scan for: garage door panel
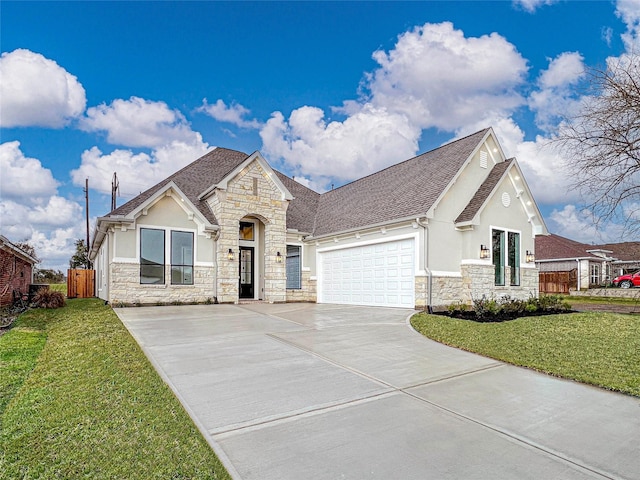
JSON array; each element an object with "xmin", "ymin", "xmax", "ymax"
[{"xmin": 319, "ymin": 238, "xmax": 415, "ymax": 308}]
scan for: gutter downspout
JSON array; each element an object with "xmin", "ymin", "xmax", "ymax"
[
  {"xmin": 212, "ymin": 230, "xmax": 221, "ymax": 304},
  {"xmin": 416, "ymin": 217, "xmax": 433, "ymax": 313}
]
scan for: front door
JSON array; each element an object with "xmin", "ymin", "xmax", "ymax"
[{"xmin": 239, "ymin": 246, "xmax": 254, "ymax": 299}]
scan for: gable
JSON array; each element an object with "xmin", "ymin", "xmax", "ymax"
[
  {"xmin": 138, "ymin": 195, "xmax": 198, "ymax": 229},
  {"xmin": 200, "ymin": 152, "xmax": 293, "ymax": 202},
  {"xmin": 455, "ymin": 159, "xmax": 547, "ymax": 236}
]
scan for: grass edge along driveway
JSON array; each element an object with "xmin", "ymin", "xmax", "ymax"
[
  {"xmin": 0, "ymin": 298, "xmax": 231, "ymax": 480},
  {"xmin": 411, "ymin": 311, "xmax": 640, "ymax": 397}
]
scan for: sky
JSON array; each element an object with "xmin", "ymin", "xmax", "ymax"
[{"xmin": 2, "ymin": 0, "xmax": 640, "ymax": 271}]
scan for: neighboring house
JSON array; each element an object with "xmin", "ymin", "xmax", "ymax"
[
  {"xmin": 593, "ymin": 241, "xmax": 640, "ymax": 276},
  {"xmin": 89, "ymin": 127, "xmax": 547, "ymax": 309},
  {"xmin": 0, "ymin": 235, "xmax": 38, "ymax": 307},
  {"xmin": 536, "ymin": 234, "xmax": 640, "ymax": 290}
]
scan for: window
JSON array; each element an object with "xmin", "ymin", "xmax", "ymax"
[
  {"xmin": 286, "ymin": 245, "xmax": 301, "ymax": 289},
  {"xmin": 590, "ymin": 263, "xmax": 600, "ymax": 286},
  {"xmin": 171, "ymin": 231, "xmax": 193, "ymax": 285},
  {"xmin": 140, "ymin": 228, "xmax": 165, "ymax": 284},
  {"xmin": 239, "ymin": 222, "xmax": 254, "ymax": 241},
  {"xmin": 508, "ymin": 232, "xmax": 520, "ymax": 286},
  {"xmin": 492, "ymin": 229, "xmax": 505, "ymax": 286},
  {"xmin": 493, "ymin": 229, "xmax": 521, "ymax": 286}
]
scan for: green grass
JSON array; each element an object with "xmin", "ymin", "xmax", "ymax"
[
  {"xmin": 411, "ymin": 312, "xmax": 640, "ymax": 397},
  {"xmin": 48, "ymin": 283, "xmax": 66, "ymax": 295},
  {"xmin": 0, "ymin": 299, "xmax": 231, "ymax": 479}
]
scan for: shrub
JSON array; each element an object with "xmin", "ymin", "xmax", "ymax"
[
  {"xmin": 447, "ymin": 300, "xmax": 468, "ymax": 313},
  {"xmin": 33, "ymin": 290, "xmax": 66, "ymax": 309},
  {"xmin": 473, "ymin": 295, "xmax": 500, "ymax": 320}
]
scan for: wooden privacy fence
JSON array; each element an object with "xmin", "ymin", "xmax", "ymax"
[
  {"xmin": 67, "ymin": 269, "xmax": 95, "ymax": 298},
  {"xmin": 539, "ymin": 270, "xmax": 577, "ymax": 294}
]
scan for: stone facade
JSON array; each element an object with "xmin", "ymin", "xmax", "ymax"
[
  {"xmin": 430, "ymin": 275, "xmax": 465, "ymax": 307},
  {"xmin": 286, "ymin": 270, "xmax": 316, "ymax": 302},
  {"xmin": 109, "ymin": 262, "xmax": 215, "ymax": 305},
  {"xmin": 207, "ymin": 160, "xmax": 288, "ymax": 303},
  {"xmin": 458, "ymin": 263, "xmax": 539, "ymax": 305}
]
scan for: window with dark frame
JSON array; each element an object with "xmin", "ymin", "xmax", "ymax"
[
  {"xmin": 140, "ymin": 228, "xmax": 165, "ymax": 284},
  {"xmin": 508, "ymin": 231, "xmax": 520, "ymax": 286},
  {"xmin": 286, "ymin": 245, "xmax": 301, "ymax": 289},
  {"xmin": 171, "ymin": 231, "xmax": 194, "ymax": 285},
  {"xmin": 492, "ymin": 229, "xmax": 505, "ymax": 286}
]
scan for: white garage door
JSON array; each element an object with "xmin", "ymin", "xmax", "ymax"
[{"xmin": 318, "ymin": 238, "xmax": 415, "ymax": 308}]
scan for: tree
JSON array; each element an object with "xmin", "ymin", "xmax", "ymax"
[
  {"xmin": 70, "ymin": 239, "xmax": 90, "ymax": 269},
  {"xmin": 14, "ymin": 241, "xmax": 38, "ymax": 261},
  {"xmin": 33, "ymin": 269, "xmax": 65, "ymax": 284},
  {"xmin": 554, "ymin": 53, "xmax": 640, "ymax": 234}
]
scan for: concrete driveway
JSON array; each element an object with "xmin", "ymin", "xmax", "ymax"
[{"xmin": 115, "ymin": 303, "xmax": 639, "ymax": 480}]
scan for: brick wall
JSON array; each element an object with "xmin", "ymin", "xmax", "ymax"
[{"xmin": 1, "ymin": 249, "xmax": 33, "ymax": 306}]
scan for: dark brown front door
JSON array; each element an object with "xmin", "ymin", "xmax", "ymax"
[{"xmin": 239, "ymin": 246, "xmax": 254, "ymax": 299}]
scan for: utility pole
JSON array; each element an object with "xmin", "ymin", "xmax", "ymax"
[
  {"xmin": 84, "ymin": 178, "xmax": 91, "ymax": 269},
  {"xmin": 111, "ymin": 172, "xmax": 119, "ymax": 211}
]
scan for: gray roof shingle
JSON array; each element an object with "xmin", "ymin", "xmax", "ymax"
[
  {"xmin": 109, "ymin": 147, "xmax": 250, "ymax": 224},
  {"xmin": 105, "ymin": 128, "xmax": 492, "ymax": 237},
  {"xmin": 311, "ymin": 128, "xmax": 490, "ymax": 236}
]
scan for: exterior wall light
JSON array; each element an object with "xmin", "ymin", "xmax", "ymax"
[
  {"xmin": 276, "ymin": 251, "xmax": 283, "ymax": 263},
  {"xmin": 526, "ymin": 250, "xmax": 535, "ymax": 263},
  {"xmin": 480, "ymin": 244, "xmax": 490, "ymax": 259},
  {"xmin": 228, "ymin": 248, "xmax": 234, "ymax": 261}
]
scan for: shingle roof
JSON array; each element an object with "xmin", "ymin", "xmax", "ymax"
[
  {"xmin": 311, "ymin": 128, "xmax": 490, "ymax": 236},
  {"xmin": 105, "ymin": 128, "xmax": 493, "ymax": 236},
  {"xmin": 592, "ymin": 241, "xmax": 640, "ymax": 261},
  {"xmin": 455, "ymin": 159, "xmax": 513, "ymax": 224},
  {"xmin": 535, "ymin": 234, "xmax": 600, "ymax": 260},
  {"xmin": 275, "ymin": 172, "xmax": 320, "ymax": 233},
  {"xmin": 108, "ymin": 147, "xmax": 250, "ymax": 224}
]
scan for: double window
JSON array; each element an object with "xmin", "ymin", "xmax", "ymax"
[
  {"xmin": 492, "ymin": 229, "xmax": 520, "ymax": 286},
  {"xmin": 286, "ymin": 245, "xmax": 301, "ymax": 289},
  {"xmin": 140, "ymin": 228, "xmax": 193, "ymax": 285}
]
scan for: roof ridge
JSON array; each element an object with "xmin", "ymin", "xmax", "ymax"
[{"xmin": 321, "ymin": 128, "xmax": 490, "ymax": 195}]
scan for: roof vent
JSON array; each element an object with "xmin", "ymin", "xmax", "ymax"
[
  {"xmin": 502, "ymin": 192, "xmax": 511, "ymax": 207},
  {"xmin": 480, "ymin": 151, "xmax": 488, "ymax": 169}
]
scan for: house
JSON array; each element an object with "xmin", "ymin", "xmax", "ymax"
[
  {"xmin": 89, "ymin": 127, "xmax": 547, "ymax": 309},
  {"xmin": 0, "ymin": 235, "xmax": 38, "ymax": 307},
  {"xmin": 536, "ymin": 234, "xmax": 640, "ymax": 291}
]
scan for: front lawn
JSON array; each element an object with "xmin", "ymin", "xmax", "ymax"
[
  {"xmin": 0, "ymin": 299, "xmax": 231, "ymax": 479},
  {"xmin": 411, "ymin": 311, "xmax": 640, "ymax": 397}
]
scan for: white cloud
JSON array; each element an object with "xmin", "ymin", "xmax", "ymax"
[
  {"xmin": 81, "ymin": 96, "xmax": 204, "ymax": 148},
  {"xmin": 260, "ymin": 107, "xmax": 420, "ymax": 182},
  {"xmin": 261, "ymin": 22, "xmax": 528, "ymax": 183},
  {"xmin": 512, "ymin": 0, "xmax": 558, "ymax": 13},
  {"xmin": 529, "ymin": 52, "xmax": 585, "ymax": 132},
  {"xmin": 366, "ymin": 22, "xmax": 528, "ymax": 131},
  {"xmin": 198, "ymin": 99, "xmax": 261, "ymax": 129},
  {"xmin": 0, "ymin": 142, "xmax": 86, "ymax": 270},
  {"xmin": 71, "ymin": 141, "xmax": 211, "ymax": 198},
  {"xmin": 74, "ymin": 96, "xmax": 212, "ymax": 197},
  {"xmin": 615, "ymin": 0, "xmax": 640, "ymax": 50},
  {"xmin": 0, "ymin": 49, "xmax": 86, "ymax": 128},
  {"xmin": 547, "ymin": 204, "xmax": 625, "ymax": 243},
  {"xmin": 0, "ymin": 141, "xmax": 59, "ymax": 202}
]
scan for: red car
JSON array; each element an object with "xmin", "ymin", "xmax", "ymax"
[{"xmin": 613, "ymin": 270, "xmax": 640, "ymax": 288}]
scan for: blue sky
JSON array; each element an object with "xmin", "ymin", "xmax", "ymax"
[{"xmin": 2, "ymin": 0, "xmax": 640, "ymax": 270}]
